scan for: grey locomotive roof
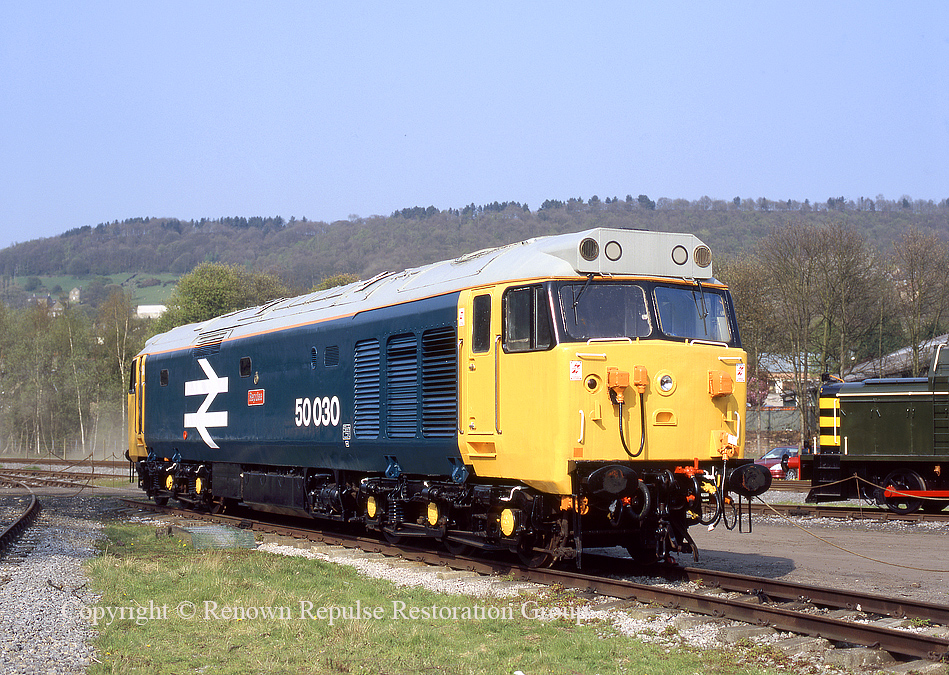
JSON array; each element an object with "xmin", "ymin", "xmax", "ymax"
[{"xmin": 142, "ymin": 228, "xmax": 715, "ymax": 355}]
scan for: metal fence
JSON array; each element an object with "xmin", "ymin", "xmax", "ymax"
[{"xmin": 744, "ymin": 407, "xmax": 802, "ymax": 459}]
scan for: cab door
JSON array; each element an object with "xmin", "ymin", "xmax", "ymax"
[
  {"xmin": 127, "ymin": 355, "xmax": 148, "ymax": 460},
  {"xmin": 461, "ymin": 289, "xmax": 501, "ymax": 455}
]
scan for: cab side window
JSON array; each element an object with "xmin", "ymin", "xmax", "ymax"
[
  {"xmin": 503, "ymin": 285, "xmax": 552, "ymax": 352},
  {"xmin": 472, "ymin": 294, "xmax": 491, "ymax": 353}
]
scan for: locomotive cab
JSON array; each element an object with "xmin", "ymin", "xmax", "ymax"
[
  {"xmin": 451, "ymin": 232, "xmax": 770, "ymax": 562},
  {"xmin": 127, "ymin": 355, "xmax": 148, "ymax": 462}
]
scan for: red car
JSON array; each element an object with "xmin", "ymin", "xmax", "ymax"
[{"xmin": 754, "ymin": 446, "xmax": 800, "ymax": 480}]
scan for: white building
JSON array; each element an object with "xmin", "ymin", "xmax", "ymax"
[{"xmin": 136, "ymin": 305, "xmax": 167, "ymax": 319}]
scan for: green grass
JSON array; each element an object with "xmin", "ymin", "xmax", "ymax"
[{"xmin": 84, "ymin": 523, "xmax": 784, "ymax": 675}]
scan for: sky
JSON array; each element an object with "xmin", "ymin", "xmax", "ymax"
[{"xmin": 1, "ymin": 2, "xmax": 947, "ymax": 250}]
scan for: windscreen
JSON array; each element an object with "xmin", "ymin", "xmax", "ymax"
[
  {"xmin": 556, "ymin": 281, "xmax": 735, "ymax": 344},
  {"xmin": 653, "ymin": 285, "xmax": 732, "ymax": 342},
  {"xmin": 558, "ymin": 282, "xmax": 651, "ymax": 340}
]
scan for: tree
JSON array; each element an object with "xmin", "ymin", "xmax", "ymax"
[
  {"xmin": 52, "ymin": 306, "xmax": 94, "ymax": 455},
  {"xmin": 717, "ymin": 256, "xmax": 780, "ymax": 377},
  {"xmin": 718, "ymin": 255, "xmax": 785, "ymax": 455},
  {"xmin": 755, "ymin": 220, "xmax": 823, "ymax": 440},
  {"xmin": 311, "ymin": 273, "xmax": 359, "ymax": 292},
  {"xmin": 6, "ymin": 305, "xmax": 56, "ymax": 454},
  {"xmin": 155, "ymin": 263, "xmax": 289, "ymax": 332},
  {"xmin": 889, "ymin": 227, "xmax": 949, "ymax": 375},
  {"xmin": 812, "ymin": 223, "xmax": 884, "ymax": 378},
  {"xmin": 96, "ymin": 289, "xmax": 148, "ymax": 453},
  {"xmin": 82, "ymin": 277, "xmax": 122, "ymax": 309}
]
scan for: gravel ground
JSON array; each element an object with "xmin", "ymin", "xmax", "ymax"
[
  {"xmin": 256, "ymin": 539, "xmax": 542, "ymax": 598},
  {"xmin": 0, "ymin": 493, "xmax": 120, "ymax": 675}
]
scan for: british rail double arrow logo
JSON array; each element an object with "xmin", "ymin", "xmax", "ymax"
[{"xmin": 184, "ymin": 358, "xmax": 229, "ymax": 448}]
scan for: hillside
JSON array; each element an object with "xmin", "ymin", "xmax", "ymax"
[{"xmin": 2, "ymin": 196, "xmax": 947, "ymax": 304}]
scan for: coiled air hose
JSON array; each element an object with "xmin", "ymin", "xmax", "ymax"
[{"xmin": 616, "ymin": 391, "xmax": 646, "ymax": 458}]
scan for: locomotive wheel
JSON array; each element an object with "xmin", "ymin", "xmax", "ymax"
[
  {"xmin": 209, "ymin": 497, "xmax": 228, "ymax": 514},
  {"xmin": 516, "ymin": 534, "xmax": 553, "ymax": 568},
  {"xmin": 881, "ymin": 470, "xmax": 925, "ymax": 515},
  {"xmin": 382, "ymin": 530, "xmax": 403, "ymax": 545},
  {"xmin": 624, "ymin": 536, "xmax": 658, "ymax": 566},
  {"xmin": 443, "ymin": 538, "xmax": 473, "ymax": 556},
  {"xmin": 153, "ymin": 495, "xmax": 169, "ymax": 507},
  {"xmin": 921, "ymin": 499, "xmax": 949, "ymax": 513}
]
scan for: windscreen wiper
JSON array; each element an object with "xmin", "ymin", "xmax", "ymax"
[
  {"xmin": 691, "ymin": 279, "xmax": 709, "ymax": 336},
  {"xmin": 572, "ymin": 273, "xmax": 596, "ymax": 324}
]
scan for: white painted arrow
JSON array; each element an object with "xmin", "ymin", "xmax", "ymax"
[{"xmin": 184, "ymin": 358, "xmax": 229, "ymax": 448}]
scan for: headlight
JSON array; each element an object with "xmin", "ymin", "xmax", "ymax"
[{"xmin": 659, "ymin": 374, "xmax": 674, "ymax": 392}]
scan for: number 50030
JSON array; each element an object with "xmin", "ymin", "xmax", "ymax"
[{"xmin": 294, "ymin": 396, "xmax": 341, "ymax": 427}]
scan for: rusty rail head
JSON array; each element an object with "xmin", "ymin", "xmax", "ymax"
[
  {"xmin": 0, "ymin": 479, "xmax": 41, "ymax": 554},
  {"xmin": 670, "ymin": 565, "xmax": 949, "ymax": 626}
]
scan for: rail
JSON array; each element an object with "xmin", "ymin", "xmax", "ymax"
[
  {"xmin": 0, "ymin": 479, "xmax": 41, "ymax": 556},
  {"xmin": 749, "ymin": 501, "xmax": 949, "ymax": 523},
  {"xmin": 0, "ymin": 469, "xmax": 97, "ymax": 490}
]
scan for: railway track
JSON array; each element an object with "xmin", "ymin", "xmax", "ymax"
[
  {"xmin": 0, "ymin": 480, "xmax": 41, "ymax": 556},
  {"xmin": 122, "ymin": 498, "xmax": 949, "ymax": 662},
  {"xmin": 767, "ymin": 479, "xmax": 811, "ymax": 491},
  {"xmin": 0, "ymin": 456, "xmax": 126, "ymax": 469},
  {"xmin": 752, "ymin": 500, "xmax": 949, "ymax": 522},
  {"xmin": 0, "ymin": 469, "xmax": 98, "ymax": 489}
]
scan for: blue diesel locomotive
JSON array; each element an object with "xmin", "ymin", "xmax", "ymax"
[{"xmin": 128, "ymin": 228, "xmax": 771, "ymax": 565}]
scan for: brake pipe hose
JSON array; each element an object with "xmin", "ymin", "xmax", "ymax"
[{"xmin": 618, "ymin": 391, "xmax": 646, "ymax": 458}]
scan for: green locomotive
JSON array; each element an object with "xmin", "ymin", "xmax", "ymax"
[{"xmin": 806, "ymin": 344, "xmax": 949, "ymax": 514}]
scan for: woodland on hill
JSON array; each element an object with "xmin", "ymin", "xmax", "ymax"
[{"xmin": 2, "ymin": 194, "xmax": 948, "ymax": 300}]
